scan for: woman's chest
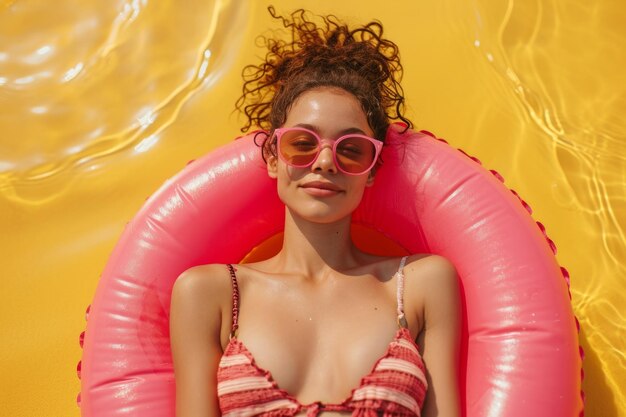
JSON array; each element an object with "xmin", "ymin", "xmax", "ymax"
[
  {"xmin": 230, "ymin": 305, "xmax": 402, "ymax": 403},
  {"xmin": 224, "ymin": 329, "xmax": 402, "ymax": 408},
  {"xmin": 219, "ymin": 268, "xmax": 424, "ymax": 403}
]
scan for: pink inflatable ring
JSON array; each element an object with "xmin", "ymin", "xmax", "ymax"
[{"xmin": 77, "ymin": 123, "xmax": 584, "ymax": 417}]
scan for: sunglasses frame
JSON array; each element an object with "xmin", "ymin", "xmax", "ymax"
[{"xmin": 273, "ymin": 127, "xmax": 383, "ymax": 176}]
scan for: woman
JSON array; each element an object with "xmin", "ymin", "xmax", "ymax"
[{"xmin": 170, "ymin": 7, "xmax": 461, "ymax": 417}]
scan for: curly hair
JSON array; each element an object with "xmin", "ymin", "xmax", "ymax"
[{"xmin": 235, "ymin": 6, "xmax": 412, "ymax": 162}]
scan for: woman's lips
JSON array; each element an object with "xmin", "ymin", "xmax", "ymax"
[
  {"xmin": 299, "ymin": 180, "xmax": 343, "ymax": 197},
  {"xmin": 300, "ymin": 186, "xmax": 342, "ymax": 197}
]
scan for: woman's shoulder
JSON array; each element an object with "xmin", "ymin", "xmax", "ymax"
[
  {"xmin": 400, "ymin": 254, "xmax": 460, "ymax": 337},
  {"xmin": 404, "ymin": 254, "xmax": 459, "ymax": 304},
  {"xmin": 175, "ymin": 263, "xmax": 233, "ymax": 286},
  {"xmin": 171, "ymin": 264, "xmax": 234, "ymax": 311},
  {"xmin": 403, "ymin": 253, "xmax": 458, "ymax": 279},
  {"xmin": 171, "ymin": 264, "xmax": 237, "ymax": 346},
  {"xmin": 403, "ymin": 253, "xmax": 460, "ymax": 310},
  {"xmin": 372, "ymin": 253, "xmax": 452, "ymax": 279}
]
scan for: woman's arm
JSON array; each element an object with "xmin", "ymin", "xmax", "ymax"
[
  {"xmin": 170, "ymin": 265, "xmax": 228, "ymax": 417},
  {"xmin": 410, "ymin": 255, "xmax": 462, "ymax": 417}
]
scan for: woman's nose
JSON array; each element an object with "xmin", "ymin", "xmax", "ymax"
[{"xmin": 311, "ymin": 145, "xmax": 337, "ymax": 173}]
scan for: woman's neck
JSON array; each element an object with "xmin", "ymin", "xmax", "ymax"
[{"xmin": 274, "ymin": 207, "xmax": 361, "ymax": 280}]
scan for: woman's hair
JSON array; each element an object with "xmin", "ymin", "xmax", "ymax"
[{"xmin": 235, "ymin": 6, "xmax": 412, "ymax": 162}]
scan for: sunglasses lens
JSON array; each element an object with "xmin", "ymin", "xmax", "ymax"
[
  {"xmin": 279, "ymin": 130, "xmax": 319, "ymax": 166},
  {"xmin": 335, "ymin": 136, "xmax": 377, "ymax": 174}
]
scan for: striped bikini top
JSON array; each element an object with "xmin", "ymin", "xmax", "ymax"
[{"xmin": 217, "ymin": 256, "xmax": 428, "ymax": 417}]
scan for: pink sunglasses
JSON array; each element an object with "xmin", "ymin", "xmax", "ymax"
[{"xmin": 273, "ymin": 127, "xmax": 383, "ymax": 175}]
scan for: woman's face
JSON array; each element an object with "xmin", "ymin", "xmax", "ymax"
[{"xmin": 267, "ymin": 87, "xmax": 377, "ymax": 224}]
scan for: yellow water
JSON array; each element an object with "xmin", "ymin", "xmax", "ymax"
[{"xmin": 1, "ymin": 1, "xmax": 624, "ymax": 416}]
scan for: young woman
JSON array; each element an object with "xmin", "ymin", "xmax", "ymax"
[{"xmin": 170, "ymin": 7, "xmax": 461, "ymax": 417}]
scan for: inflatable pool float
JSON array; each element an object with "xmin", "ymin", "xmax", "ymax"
[{"xmin": 76, "ymin": 123, "xmax": 584, "ymax": 416}]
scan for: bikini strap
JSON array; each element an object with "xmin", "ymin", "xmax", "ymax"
[
  {"xmin": 226, "ymin": 264, "xmax": 239, "ymax": 339},
  {"xmin": 396, "ymin": 256, "xmax": 409, "ymax": 329}
]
